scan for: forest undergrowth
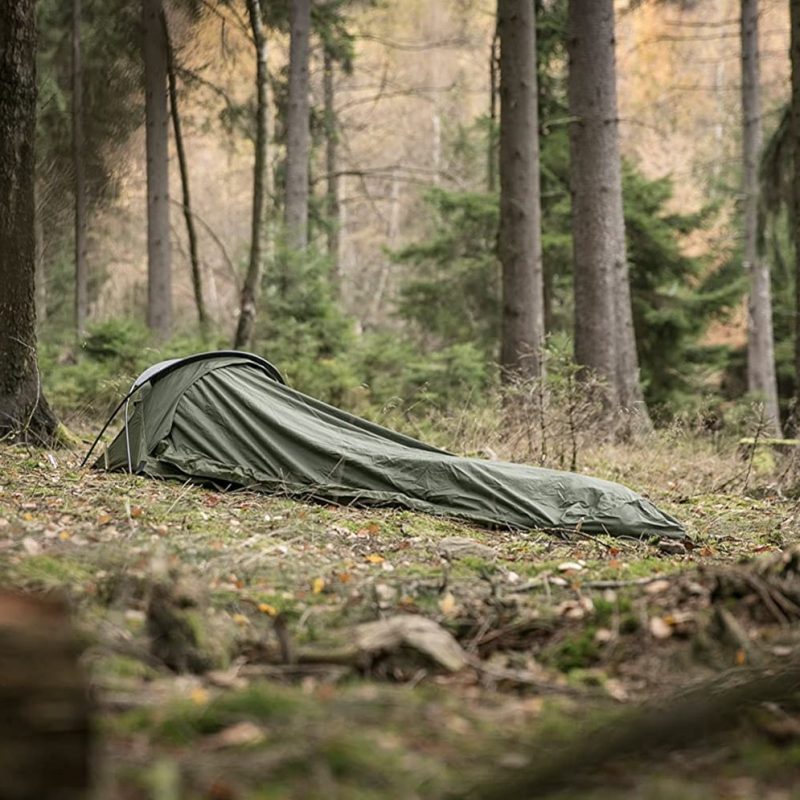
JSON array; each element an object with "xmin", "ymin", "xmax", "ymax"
[{"xmin": 3, "ymin": 395, "xmax": 800, "ymax": 798}]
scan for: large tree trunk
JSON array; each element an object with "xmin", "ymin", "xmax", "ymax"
[
  {"xmin": 567, "ymin": 0, "xmax": 618, "ymax": 403},
  {"xmin": 72, "ymin": 0, "xmax": 88, "ymax": 339},
  {"xmin": 497, "ymin": 0, "xmax": 545, "ymax": 381},
  {"xmin": 0, "ymin": 0, "xmax": 58, "ymax": 444},
  {"xmin": 233, "ymin": 0, "xmax": 269, "ymax": 350},
  {"xmin": 163, "ymin": 12, "xmax": 208, "ymax": 336},
  {"xmin": 323, "ymin": 47, "xmax": 341, "ymax": 292},
  {"xmin": 284, "ymin": 0, "xmax": 311, "ymax": 251},
  {"xmin": 0, "ymin": 591, "xmax": 90, "ymax": 799},
  {"xmin": 568, "ymin": 0, "xmax": 648, "ymax": 424},
  {"xmin": 793, "ymin": 0, "xmax": 800, "ymax": 408},
  {"xmin": 742, "ymin": 0, "xmax": 780, "ymax": 434},
  {"xmin": 143, "ymin": 0, "xmax": 172, "ymax": 340}
]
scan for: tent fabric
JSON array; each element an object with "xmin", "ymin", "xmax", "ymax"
[{"xmin": 96, "ymin": 352, "xmax": 685, "ymax": 539}]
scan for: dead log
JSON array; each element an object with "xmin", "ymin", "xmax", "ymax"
[{"xmin": 0, "ymin": 591, "xmax": 91, "ymax": 799}]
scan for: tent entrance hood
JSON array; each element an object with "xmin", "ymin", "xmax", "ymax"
[{"xmin": 89, "ymin": 351, "xmax": 685, "ymax": 540}]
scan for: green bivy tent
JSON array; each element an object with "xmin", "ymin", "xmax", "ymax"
[{"xmin": 86, "ymin": 351, "xmax": 685, "ymax": 539}]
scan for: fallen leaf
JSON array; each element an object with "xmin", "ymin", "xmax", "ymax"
[
  {"xmin": 205, "ymin": 721, "xmax": 265, "ymax": 749},
  {"xmin": 190, "ymin": 687, "xmax": 210, "ymax": 705},
  {"xmin": 312, "ymin": 577, "xmax": 325, "ymax": 594},
  {"xmin": 649, "ymin": 616, "xmax": 673, "ymax": 639},
  {"xmin": 97, "ymin": 513, "xmax": 112, "ymax": 525},
  {"xmin": 366, "ymin": 553, "xmax": 385, "ymax": 564},
  {"xmin": 438, "ymin": 592, "xmax": 458, "ymax": 617},
  {"xmin": 594, "ymin": 628, "xmax": 615, "ymax": 644},
  {"xmin": 258, "ymin": 603, "xmax": 278, "ymax": 616},
  {"xmin": 22, "ymin": 537, "xmax": 40, "ymax": 555},
  {"xmin": 232, "ymin": 613, "xmax": 249, "ymax": 626},
  {"xmin": 644, "ymin": 579, "xmax": 671, "ymax": 595},
  {"xmin": 130, "ymin": 506, "xmax": 144, "ymax": 518}
]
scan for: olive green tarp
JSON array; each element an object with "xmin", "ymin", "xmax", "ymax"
[{"xmin": 95, "ymin": 352, "xmax": 685, "ymax": 539}]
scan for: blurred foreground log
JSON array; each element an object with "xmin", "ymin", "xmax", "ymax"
[
  {"xmin": 0, "ymin": 591, "xmax": 90, "ymax": 799},
  {"xmin": 467, "ymin": 662, "xmax": 800, "ymax": 799}
]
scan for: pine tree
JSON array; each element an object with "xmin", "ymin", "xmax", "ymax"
[{"xmin": 497, "ymin": 0, "xmax": 545, "ymax": 380}]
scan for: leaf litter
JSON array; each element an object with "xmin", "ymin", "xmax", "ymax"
[{"xmin": 1, "ymin": 444, "xmax": 800, "ymax": 797}]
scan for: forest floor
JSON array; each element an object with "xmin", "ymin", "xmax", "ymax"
[{"xmin": 2, "ymin": 435, "xmax": 800, "ymax": 799}]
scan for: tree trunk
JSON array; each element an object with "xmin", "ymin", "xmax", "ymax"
[
  {"xmin": 72, "ymin": 0, "xmax": 88, "ymax": 339},
  {"xmin": 143, "ymin": 0, "xmax": 172, "ymax": 340},
  {"xmin": 34, "ymin": 181, "xmax": 47, "ymax": 325},
  {"xmin": 743, "ymin": 0, "xmax": 780, "ymax": 432},
  {"xmin": 568, "ymin": 0, "xmax": 646, "ymax": 418},
  {"xmin": 163, "ymin": 11, "xmax": 208, "ymax": 336},
  {"xmin": 0, "ymin": 0, "xmax": 58, "ymax": 444},
  {"xmin": 497, "ymin": 0, "xmax": 545, "ymax": 381},
  {"xmin": 0, "ymin": 591, "xmax": 90, "ymax": 800},
  {"xmin": 324, "ymin": 47, "xmax": 340, "ymax": 292},
  {"xmin": 488, "ymin": 20, "xmax": 499, "ymax": 194},
  {"xmin": 284, "ymin": 0, "xmax": 311, "ymax": 251},
  {"xmin": 233, "ymin": 0, "xmax": 269, "ymax": 350},
  {"xmin": 740, "ymin": 0, "xmax": 779, "ymax": 433},
  {"xmin": 792, "ymin": 0, "xmax": 800, "ymax": 409}
]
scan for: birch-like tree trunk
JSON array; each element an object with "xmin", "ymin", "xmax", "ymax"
[
  {"xmin": 0, "ymin": 0, "xmax": 58, "ymax": 443},
  {"xmin": 163, "ymin": 12, "xmax": 208, "ymax": 336},
  {"xmin": 284, "ymin": 0, "xmax": 311, "ymax": 251},
  {"xmin": 72, "ymin": 0, "xmax": 88, "ymax": 338},
  {"xmin": 497, "ymin": 0, "xmax": 545, "ymax": 381},
  {"xmin": 741, "ymin": 0, "xmax": 779, "ymax": 432},
  {"xmin": 143, "ymin": 0, "xmax": 172, "ymax": 340},
  {"xmin": 234, "ymin": 0, "xmax": 269, "ymax": 350}
]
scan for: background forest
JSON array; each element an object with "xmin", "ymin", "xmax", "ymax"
[
  {"xmin": 33, "ymin": 0, "xmax": 794, "ymax": 437},
  {"xmin": 9, "ymin": 2, "xmax": 800, "ymax": 797}
]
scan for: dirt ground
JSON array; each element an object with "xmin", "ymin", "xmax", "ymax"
[{"xmin": 1, "ymin": 435, "xmax": 800, "ymax": 799}]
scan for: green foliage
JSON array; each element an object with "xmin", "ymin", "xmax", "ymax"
[
  {"xmin": 395, "ymin": 189, "xmax": 500, "ymax": 358},
  {"xmin": 37, "ymin": 0, "xmax": 142, "ymax": 208},
  {"xmin": 40, "ymin": 319, "xmax": 222, "ymax": 420},
  {"xmin": 388, "ymin": 0, "xmax": 736, "ymax": 418},
  {"xmin": 624, "ymin": 167, "xmax": 743, "ymax": 413},
  {"xmin": 392, "ymin": 160, "xmax": 731, "ymax": 416}
]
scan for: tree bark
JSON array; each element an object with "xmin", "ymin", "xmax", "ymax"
[
  {"xmin": 568, "ymin": 0, "xmax": 618, "ymax": 402},
  {"xmin": 0, "ymin": 591, "xmax": 90, "ymax": 800},
  {"xmin": 233, "ymin": 0, "xmax": 269, "ymax": 350},
  {"xmin": 792, "ymin": 0, "xmax": 800, "ymax": 409},
  {"xmin": 284, "ymin": 0, "xmax": 311, "ymax": 251},
  {"xmin": 488, "ymin": 20, "xmax": 499, "ymax": 194},
  {"xmin": 0, "ymin": 0, "xmax": 58, "ymax": 444},
  {"xmin": 163, "ymin": 11, "xmax": 208, "ymax": 336},
  {"xmin": 143, "ymin": 0, "xmax": 172, "ymax": 340},
  {"xmin": 72, "ymin": 0, "xmax": 88, "ymax": 339},
  {"xmin": 34, "ymin": 181, "xmax": 47, "ymax": 325},
  {"xmin": 568, "ymin": 0, "xmax": 648, "ymax": 424},
  {"xmin": 742, "ymin": 0, "xmax": 780, "ymax": 434},
  {"xmin": 324, "ymin": 47, "xmax": 341, "ymax": 292},
  {"xmin": 497, "ymin": 0, "xmax": 545, "ymax": 381}
]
